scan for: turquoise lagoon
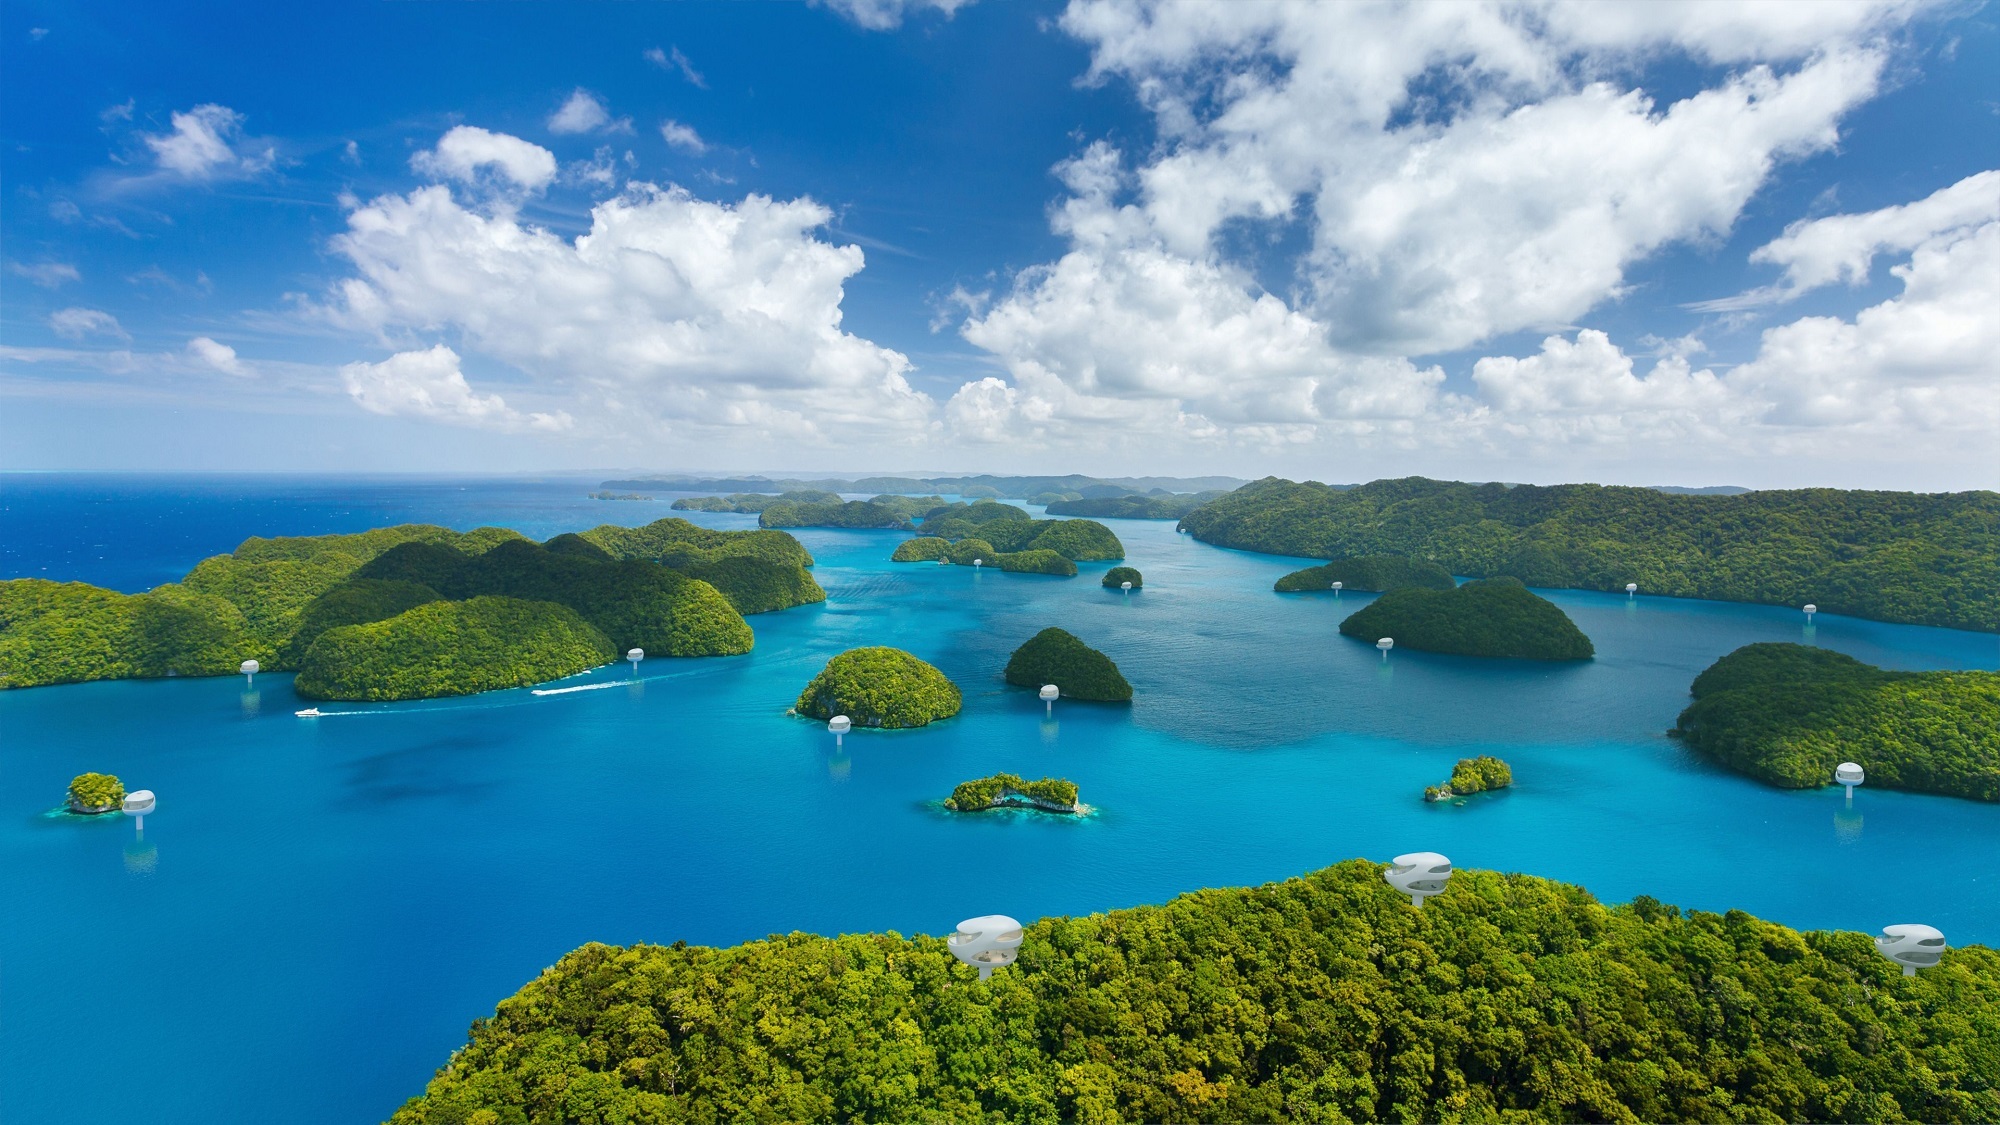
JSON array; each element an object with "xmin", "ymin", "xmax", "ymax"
[{"xmin": 3, "ymin": 476, "xmax": 1998, "ymax": 1123}]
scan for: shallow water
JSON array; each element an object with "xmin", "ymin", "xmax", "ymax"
[{"xmin": 3, "ymin": 476, "xmax": 1998, "ymax": 1123}]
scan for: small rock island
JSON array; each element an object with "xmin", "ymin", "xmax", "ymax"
[
  {"xmin": 67, "ymin": 772, "xmax": 126, "ymax": 814},
  {"xmin": 1102, "ymin": 566, "xmax": 1143, "ymax": 589},
  {"xmin": 1274, "ymin": 556, "xmax": 1454, "ymax": 593},
  {"xmin": 795, "ymin": 647, "xmax": 963, "ymax": 728},
  {"xmin": 944, "ymin": 773, "xmax": 1081, "ymax": 814},
  {"xmin": 1424, "ymin": 757, "xmax": 1513, "ymax": 802},
  {"xmin": 1673, "ymin": 643, "xmax": 2000, "ymax": 801},
  {"xmin": 1004, "ymin": 627, "xmax": 1132, "ymax": 702},
  {"xmin": 1339, "ymin": 578, "xmax": 1594, "ymax": 660}
]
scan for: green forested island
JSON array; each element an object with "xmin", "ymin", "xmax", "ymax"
[
  {"xmin": 294, "ymin": 596, "xmax": 616, "ymax": 701},
  {"xmin": 1045, "ymin": 491, "xmax": 1228, "ymax": 519},
  {"xmin": 794, "ymin": 647, "xmax": 962, "ymax": 728},
  {"xmin": 943, "ymin": 773, "xmax": 1080, "ymax": 813},
  {"xmin": 1004, "ymin": 627, "xmax": 1132, "ymax": 702},
  {"xmin": 1180, "ymin": 476, "xmax": 2000, "ymax": 632},
  {"xmin": 1102, "ymin": 566, "xmax": 1142, "ymax": 589},
  {"xmin": 1274, "ymin": 555, "xmax": 1455, "ymax": 593},
  {"xmin": 672, "ymin": 488, "xmax": 843, "ymax": 513},
  {"xmin": 1425, "ymin": 756, "xmax": 1514, "ymax": 802},
  {"xmin": 391, "ymin": 858, "xmax": 2000, "ymax": 1124},
  {"xmin": 673, "ymin": 490, "xmax": 948, "ymax": 530},
  {"xmin": 1339, "ymin": 578, "xmax": 1595, "ymax": 660},
  {"xmin": 992, "ymin": 549, "xmax": 1077, "ymax": 576},
  {"xmin": 915, "ymin": 502, "xmax": 1124, "ymax": 561},
  {"xmin": 67, "ymin": 772, "xmax": 125, "ymax": 814},
  {"xmin": 0, "ymin": 517, "xmax": 819, "ymax": 693},
  {"xmin": 1674, "ymin": 643, "xmax": 2000, "ymax": 801}
]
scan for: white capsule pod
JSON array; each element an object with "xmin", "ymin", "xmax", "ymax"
[
  {"xmin": 1835, "ymin": 761, "xmax": 1865, "ymax": 799},
  {"xmin": 122, "ymin": 789, "xmax": 156, "ymax": 833},
  {"xmin": 1384, "ymin": 851, "xmax": 1451, "ymax": 907},
  {"xmin": 1874, "ymin": 924, "xmax": 1946, "ymax": 976},
  {"xmin": 973, "ymin": 558, "xmax": 983, "ymax": 568},
  {"xmin": 1331, "ymin": 581, "xmax": 1343, "ymax": 595},
  {"xmin": 627, "ymin": 647, "xmax": 645, "ymax": 663},
  {"xmin": 1121, "ymin": 581, "xmax": 1132, "ymax": 592},
  {"xmin": 240, "ymin": 659, "xmax": 260, "ymax": 683},
  {"xmin": 1803, "ymin": 603, "xmax": 1817, "ymax": 622},
  {"xmin": 1625, "ymin": 583, "xmax": 1638, "ymax": 597},
  {"xmin": 948, "ymin": 914, "xmax": 1024, "ymax": 980},
  {"xmin": 1377, "ymin": 637, "xmax": 1394, "ymax": 661},
  {"xmin": 1039, "ymin": 683, "xmax": 1059, "ymax": 716},
  {"xmin": 828, "ymin": 714, "xmax": 852, "ymax": 747}
]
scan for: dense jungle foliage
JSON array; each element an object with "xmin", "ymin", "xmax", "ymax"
[
  {"xmin": 1426, "ymin": 756, "xmax": 1515, "ymax": 802},
  {"xmin": 294, "ymin": 596, "xmax": 615, "ymax": 701},
  {"xmin": 1673, "ymin": 643, "xmax": 2000, "ymax": 800},
  {"xmin": 66, "ymin": 772, "xmax": 125, "ymax": 812},
  {"xmin": 945, "ymin": 773, "xmax": 1080, "ymax": 812},
  {"xmin": 391, "ymin": 858, "xmax": 2000, "ymax": 1125},
  {"xmin": 1274, "ymin": 556, "xmax": 1456, "ymax": 593},
  {"xmin": 0, "ymin": 579, "xmax": 254, "ymax": 687},
  {"xmin": 794, "ymin": 647, "xmax": 962, "ymax": 729},
  {"xmin": 276, "ymin": 578, "xmax": 444, "ymax": 664},
  {"xmin": 994, "ymin": 549, "xmax": 1079, "ymax": 577},
  {"xmin": 1004, "ymin": 627, "xmax": 1132, "ymax": 702},
  {"xmin": 891, "ymin": 537, "xmax": 949, "ymax": 562},
  {"xmin": 671, "ymin": 489, "xmax": 843, "ymax": 514},
  {"xmin": 1102, "ymin": 566, "xmax": 1143, "ymax": 589},
  {"xmin": 671, "ymin": 556, "xmax": 827, "ymax": 615},
  {"xmin": 944, "ymin": 538, "xmax": 998, "ymax": 566},
  {"xmin": 1045, "ymin": 491, "xmax": 1229, "ymax": 519},
  {"xmin": 758, "ymin": 495, "xmax": 945, "ymax": 529},
  {"xmin": 916, "ymin": 503, "xmax": 1125, "ymax": 561},
  {"xmin": 580, "ymin": 517, "xmax": 814, "ymax": 571},
  {"xmin": 1181, "ymin": 476, "xmax": 2000, "ymax": 632},
  {"xmin": 1340, "ymin": 578, "xmax": 1596, "ymax": 661}
]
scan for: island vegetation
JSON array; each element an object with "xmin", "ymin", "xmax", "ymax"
[
  {"xmin": 1673, "ymin": 643, "xmax": 2000, "ymax": 801},
  {"xmin": 1178, "ymin": 476, "xmax": 2000, "ymax": 632},
  {"xmin": 1274, "ymin": 555, "xmax": 1455, "ymax": 593},
  {"xmin": 1339, "ymin": 578, "xmax": 1595, "ymax": 660},
  {"xmin": 760, "ymin": 497, "xmax": 939, "ymax": 530},
  {"xmin": 1424, "ymin": 756, "xmax": 1514, "ymax": 802},
  {"xmin": 391, "ymin": 858, "xmax": 2000, "ymax": 1125},
  {"xmin": 671, "ymin": 489, "xmax": 842, "ymax": 513},
  {"xmin": 915, "ymin": 502, "xmax": 1125, "ymax": 561},
  {"xmin": 993, "ymin": 549, "xmax": 1078, "ymax": 577},
  {"xmin": 1102, "ymin": 566, "xmax": 1142, "ymax": 589},
  {"xmin": 1, "ymin": 516, "xmax": 814, "ymax": 692},
  {"xmin": 1046, "ymin": 491, "xmax": 1230, "ymax": 519},
  {"xmin": 890, "ymin": 537, "xmax": 948, "ymax": 562},
  {"xmin": 943, "ymin": 773, "xmax": 1080, "ymax": 813},
  {"xmin": 294, "ymin": 596, "xmax": 617, "ymax": 701},
  {"xmin": 794, "ymin": 647, "xmax": 962, "ymax": 729},
  {"xmin": 943, "ymin": 538, "xmax": 996, "ymax": 566},
  {"xmin": 67, "ymin": 772, "xmax": 125, "ymax": 814},
  {"xmin": 1004, "ymin": 627, "xmax": 1132, "ymax": 702},
  {"xmin": 587, "ymin": 491, "xmax": 652, "ymax": 502}
]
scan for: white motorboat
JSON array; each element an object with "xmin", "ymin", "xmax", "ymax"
[{"xmin": 295, "ymin": 707, "xmax": 322, "ymax": 718}]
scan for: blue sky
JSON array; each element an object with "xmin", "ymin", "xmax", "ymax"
[{"xmin": 3, "ymin": 0, "xmax": 1996, "ymax": 487}]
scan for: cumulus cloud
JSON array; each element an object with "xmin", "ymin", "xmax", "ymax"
[
  {"xmin": 341, "ymin": 346, "xmax": 571, "ymax": 432},
  {"xmin": 48, "ymin": 307, "xmax": 127, "ymax": 341},
  {"xmin": 1470, "ymin": 329, "xmax": 1737, "ymax": 443},
  {"xmin": 318, "ymin": 141, "xmax": 930, "ymax": 443},
  {"xmin": 141, "ymin": 104, "xmax": 274, "ymax": 181},
  {"xmin": 411, "ymin": 126, "xmax": 557, "ymax": 193},
  {"xmin": 659, "ymin": 120, "xmax": 708, "ymax": 153},
  {"xmin": 186, "ymin": 336, "xmax": 250, "ymax": 376},
  {"xmin": 9, "ymin": 260, "xmax": 81, "ymax": 288},
  {"xmin": 548, "ymin": 88, "xmax": 631, "ymax": 135},
  {"xmin": 816, "ymin": 0, "xmax": 975, "ymax": 31}
]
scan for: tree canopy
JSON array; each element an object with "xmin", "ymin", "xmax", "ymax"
[
  {"xmin": 391, "ymin": 858, "xmax": 2000, "ymax": 1125},
  {"xmin": 1004, "ymin": 627, "xmax": 1132, "ymax": 702},
  {"xmin": 945, "ymin": 773, "xmax": 1080, "ymax": 812},
  {"xmin": 294, "ymin": 596, "xmax": 616, "ymax": 701},
  {"xmin": 1181, "ymin": 476, "xmax": 2000, "ymax": 632},
  {"xmin": 794, "ymin": 647, "xmax": 962, "ymax": 729},
  {"xmin": 1674, "ymin": 643, "xmax": 2000, "ymax": 800},
  {"xmin": 1102, "ymin": 566, "xmax": 1143, "ymax": 589},
  {"xmin": 67, "ymin": 772, "xmax": 125, "ymax": 813},
  {"xmin": 1338, "ymin": 578, "xmax": 1595, "ymax": 660},
  {"xmin": 1274, "ymin": 556, "xmax": 1455, "ymax": 593}
]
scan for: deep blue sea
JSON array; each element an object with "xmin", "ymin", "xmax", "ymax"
[{"xmin": 4, "ymin": 474, "xmax": 1998, "ymax": 1124}]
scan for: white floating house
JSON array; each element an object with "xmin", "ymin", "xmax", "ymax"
[
  {"xmin": 1332, "ymin": 581, "xmax": 1344, "ymax": 596},
  {"xmin": 627, "ymin": 647, "xmax": 645, "ymax": 672},
  {"xmin": 948, "ymin": 914, "xmax": 1024, "ymax": 980},
  {"xmin": 1804, "ymin": 603, "xmax": 1817, "ymax": 623},
  {"xmin": 1039, "ymin": 683, "xmax": 1059, "ymax": 716},
  {"xmin": 1120, "ymin": 580, "xmax": 1132, "ymax": 594},
  {"xmin": 1835, "ymin": 761, "xmax": 1865, "ymax": 800},
  {"xmin": 829, "ymin": 714, "xmax": 852, "ymax": 747},
  {"xmin": 1384, "ymin": 852, "xmax": 1451, "ymax": 907},
  {"xmin": 1874, "ymin": 924, "xmax": 1946, "ymax": 976},
  {"xmin": 1625, "ymin": 583, "xmax": 1638, "ymax": 598},
  {"xmin": 122, "ymin": 789, "xmax": 156, "ymax": 833},
  {"xmin": 973, "ymin": 558, "xmax": 984, "ymax": 568},
  {"xmin": 1377, "ymin": 637, "xmax": 1394, "ymax": 661},
  {"xmin": 240, "ymin": 659, "xmax": 259, "ymax": 684}
]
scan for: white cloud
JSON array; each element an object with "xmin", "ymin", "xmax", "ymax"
[
  {"xmin": 646, "ymin": 46, "xmax": 708, "ymax": 88},
  {"xmin": 141, "ymin": 104, "xmax": 274, "ymax": 181},
  {"xmin": 9, "ymin": 261, "xmax": 81, "ymax": 288},
  {"xmin": 341, "ymin": 346, "xmax": 571, "ymax": 432},
  {"xmin": 410, "ymin": 126, "xmax": 557, "ymax": 193},
  {"xmin": 186, "ymin": 336, "xmax": 251, "ymax": 376},
  {"xmin": 48, "ymin": 307, "xmax": 127, "ymax": 341},
  {"xmin": 318, "ymin": 148, "xmax": 930, "ymax": 444},
  {"xmin": 342, "ymin": 139, "xmax": 361, "ymax": 165},
  {"xmin": 1744, "ymin": 168, "xmax": 2000, "ymax": 301},
  {"xmin": 659, "ymin": 120, "xmax": 708, "ymax": 154},
  {"xmin": 816, "ymin": 0, "xmax": 975, "ymax": 31},
  {"xmin": 547, "ymin": 88, "xmax": 631, "ymax": 136},
  {"xmin": 1469, "ymin": 329, "xmax": 1737, "ymax": 444}
]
